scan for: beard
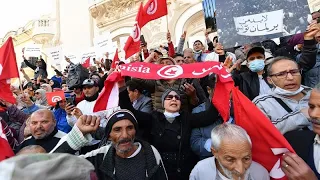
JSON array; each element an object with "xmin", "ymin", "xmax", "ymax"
[
  {"xmin": 217, "ymin": 159, "xmax": 250, "ymax": 180},
  {"xmin": 112, "ymin": 138, "xmax": 135, "ymax": 154}
]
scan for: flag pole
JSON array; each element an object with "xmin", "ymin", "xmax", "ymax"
[{"xmin": 166, "ymin": 14, "xmax": 169, "ymax": 32}]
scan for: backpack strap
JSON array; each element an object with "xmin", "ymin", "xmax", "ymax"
[{"xmin": 273, "ymin": 97, "xmax": 293, "ymax": 113}]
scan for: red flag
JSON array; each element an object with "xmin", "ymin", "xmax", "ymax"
[
  {"xmin": 0, "ymin": 79, "xmax": 16, "ymax": 104},
  {"xmin": 0, "ymin": 120, "xmax": 14, "ymax": 161},
  {"xmin": 46, "ymin": 91, "xmax": 65, "ymax": 106},
  {"xmin": 212, "ymin": 78, "xmax": 234, "ymax": 121},
  {"xmin": 232, "ymin": 87, "xmax": 294, "ymax": 180},
  {"xmin": 82, "ymin": 57, "xmax": 90, "ymax": 68},
  {"xmin": 124, "ymin": 3, "xmax": 144, "ymax": 59},
  {"xmin": 141, "ymin": 0, "xmax": 168, "ymax": 27},
  {"xmin": 0, "ymin": 37, "xmax": 19, "ymax": 80},
  {"xmin": 111, "ymin": 49, "xmax": 120, "ymax": 69},
  {"xmin": 93, "ymin": 72, "xmax": 122, "ymax": 112}
]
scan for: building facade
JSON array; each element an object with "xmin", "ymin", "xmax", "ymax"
[{"xmin": 0, "ymin": 0, "xmax": 207, "ymax": 79}]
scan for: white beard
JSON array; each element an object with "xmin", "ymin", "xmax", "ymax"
[{"xmin": 217, "ymin": 159, "xmax": 251, "ymax": 180}]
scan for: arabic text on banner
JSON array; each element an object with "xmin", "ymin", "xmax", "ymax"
[
  {"xmin": 24, "ymin": 44, "xmax": 42, "ymax": 57},
  {"xmin": 47, "ymin": 46, "xmax": 64, "ymax": 65},
  {"xmin": 233, "ymin": 10, "xmax": 284, "ymax": 36}
]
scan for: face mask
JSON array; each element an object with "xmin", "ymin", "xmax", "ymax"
[
  {"xmin": 248, "ymin": 59, "xmax": 265, "ymax": 72},
  {"xmin": 164, "ymin": 111, "xmax": 180, "ymax": 118},
  {"xmin": 272, "ymin": 85, "xmax": 304, "ymax": 96}
]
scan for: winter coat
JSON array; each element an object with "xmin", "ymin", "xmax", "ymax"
[{"xmin": 119, "ymin": 89, "xmax": 219, "ymax": 180}]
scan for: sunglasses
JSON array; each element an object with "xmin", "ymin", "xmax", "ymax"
[{"xmin": 165, "ymin": 95, "xmax": 180, "ymax": 101}]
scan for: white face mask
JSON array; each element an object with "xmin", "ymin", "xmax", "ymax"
[
  {"xmin": 273, "ymin": 85, "xmax": 304, "ymax": 96},
  {"xmin": 270, "ymin": 79, "xmax": 304, "ymax": 96},
  {"xmin": 164, "ymin": 111, "xmax": 180, "ymax": 119}
]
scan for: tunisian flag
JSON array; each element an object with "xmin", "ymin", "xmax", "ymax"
[
  {"xmin": 141, "ymin": 0, "xmax": 168, "ymax": 27},
  {"xmin": 81, "ymin": 57, "xmax": 90, "ymax": 68},
  {"xmin": 232, "ymin": 87, "xmax": 294, "ymax": 180},
  {"xmin": 0, "ymin": 120, "xmax": 14, "ymax": 161},
  {"xmin": 111, "ymin": 49, "xmax": 120, "ymax": 69},
  {"xmin": 93, "ymin": 72, "xmax": 123, "ymax": 112},
  {"xmin": 0, "ymin": 80, "xmax": 16, "ymax": 104},
  {"xmin": 0, "ymin": 37, "xmax": 19, "ymax": 80},
  {"xmin": 46, "ymin": 91, "xmax": 65, "ymax": 106},
  {"xmin": 124, "ymin": 3, "xmax": 144, "ymax": 59}
]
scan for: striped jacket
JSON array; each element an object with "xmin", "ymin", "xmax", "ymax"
[
  {"xmin": 51, "ymin": 126, "xmax": 168, "ymax": 180},
  {"xmin": 253, "ymin": 87, "xmax": 312, "ymax": 134}
]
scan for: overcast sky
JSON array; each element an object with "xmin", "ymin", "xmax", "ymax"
[{"xmin": 0, "ymin": 0, "xmax": 53, "ymax": 38}]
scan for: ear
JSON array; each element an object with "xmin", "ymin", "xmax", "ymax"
[
  {"xmin": 211, "ymin": 147, "xmax": 218, "ymax": 157},
  {"xmin": 267, "ymin": 77, "xmax": 273, "ymax": 85}
]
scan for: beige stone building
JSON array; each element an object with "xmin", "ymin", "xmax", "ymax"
[{"xmin": 0, "ymin": 0, "xmax": 209, "ymax": 79}]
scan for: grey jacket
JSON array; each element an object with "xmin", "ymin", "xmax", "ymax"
[
  {"xmin": 253, "ymin": 86, "xmax": 312, "ymax": 134},
  {"xmin": 190, "ymin": 157, "xmax": 270, "ymax": 180},
  {"xmin": 133, "ymin": 95, "xmax": 153, "ymax": 114}
]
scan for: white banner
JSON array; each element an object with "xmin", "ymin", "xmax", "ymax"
[
  {"xmin": 234, "ymin": 10, "xmax": 284, "ymax": 36},
  {"xmin": 81, "ymin": 47, "xmax": 96, "ymax": 65},
  {"xmin": 47, "ymin": 46, "xmax": 64, "ymax": 65},
  {"xmin": 308, "ymin": 0, "xmax": 320, "ymax": 13},
  {"xmin": 24, "ymin": 44, "xmax": 42, "ymax": 57},
  {"xmin": 65, "ymin": 53, "xmax": 79, "ymax": 64},
  {"xmin": 93, "ymin": 32, "xmax": 112, "ymax": 56}
]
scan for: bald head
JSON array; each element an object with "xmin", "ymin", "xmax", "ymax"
[
  {"xmin": 30, "ymin": 109, "xmax": 56, "ymax": 139},
  {"xmin": 16, "ymin": 145, "xmax": 46, "ymax": 155}
]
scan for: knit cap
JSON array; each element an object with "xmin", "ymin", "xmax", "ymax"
[
  {"xmin": 161, "ymin": 88, "xmax": 181, "ymax": 107},
  {"xmin": 105, "ymin": 109, "xmax": 138, "ymax": 139},
  {"xmin": 0, "ymin": 153, "xmax": 96, "ymax": 180}
]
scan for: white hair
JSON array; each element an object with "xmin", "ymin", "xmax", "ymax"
[{"xmin": 211, "ymin": 123, "xmax": 252, "ymax": 150}]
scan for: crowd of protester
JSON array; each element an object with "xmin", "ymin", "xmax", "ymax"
[{"xmin": 2, "ymin": 10, "xmax": 320, "ymax": 180}]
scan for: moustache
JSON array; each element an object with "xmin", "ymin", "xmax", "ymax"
[
  {"xmin": 309, "ymin": 118, "xmax": 320, "ymax": 125},
  {"xmin": 118, "ymin": 138, "xmax": 133, "ymax": 145}
]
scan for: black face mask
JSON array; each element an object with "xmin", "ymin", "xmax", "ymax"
[{"xmin": 84, "ymin": 91, "xmax": 99, "ymax": 102}]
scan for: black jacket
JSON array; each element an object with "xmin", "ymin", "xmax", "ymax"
[
  {"xmin": 24, "ymin": 58, "xmax": 48, "ymax": 79},
  {"xmin": 15, "ymin": 128, "xmax": 64, "ymax": 153},
  {"xmin": 119, "ymin": 89, "xmax": 219, "ymax": 180},
  {"xmin": 54, "ymin": 139, "xmax": 168, "ymax": 180},
  {"xmin": 284, "ymin": 130, "xmax": 316, "ymax": 163},
  {"xmin": 233, "ymin": 71, "xmax": 271, "ymax": 101}
]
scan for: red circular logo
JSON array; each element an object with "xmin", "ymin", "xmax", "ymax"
[{"xmin": 157, "ymin": 65, "xmax": 183, "ymax": 79}]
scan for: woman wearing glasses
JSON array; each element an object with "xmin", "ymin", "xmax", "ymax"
[{"xmin": 118, "ymin": 85, "xmax": 219, "ymax": 180}]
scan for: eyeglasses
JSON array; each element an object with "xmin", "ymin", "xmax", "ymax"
[
  {"xmin": 269, "ymin": 69, "xmax": 302, "ymax": 79},
  {"xmin": 165, "ymin": 95, "xmax": 180, "ymax": 101},
  {"xmin": 176, "ymin": 60, "xmax": 186, "ymax": 63}
]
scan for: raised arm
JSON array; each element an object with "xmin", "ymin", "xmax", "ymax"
[
  {"xmin": 188, "ymin": 103, "xmax": 219, "ymax": 128},
  {"xmin": 118, "ymin": 87, "xmax": 153, "ymax": 129}
]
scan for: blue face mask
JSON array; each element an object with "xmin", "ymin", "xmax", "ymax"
[{"xmin": 248, "ymin": 59, "xmax": 265, "ymax": 72}]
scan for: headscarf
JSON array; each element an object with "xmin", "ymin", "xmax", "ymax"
[
  {"xmin": 41, "ymin": 84, "xmax": 52, "ymax": 92},
  {"xmin": 35, "ymin": 89, "xmax": 48, "ymax": 106}
]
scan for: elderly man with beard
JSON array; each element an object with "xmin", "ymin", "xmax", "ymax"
[
  {"xmin": 52, "ymin": 110, "xmax": 168, "ymax": 180},
  {"xmin": 15, "ymin": 109, "xmax": 66, "ymax": 153},
  {"xmin": 190, "ymin": 123, "xmax": 269, "ymax": 180}
]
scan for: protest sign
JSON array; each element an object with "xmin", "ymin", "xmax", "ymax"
[
  {"xmin": 93, "ymin": 32, "xmax": 111, "ymax": 56},
  {"xmin": 80, "ymin": 48, "xmax": 96, "ymax": 65},
  {"xmin": 24, "ymin": 44, "xmax": 42, "ymax": 57},
  {"xmin": 65, "ymin": 53, "xmax": 79, "ymax": 64},
  {"xmin": 215, "ymin": 0, "xmax": 311, "ymax": 48},
  {"xmin": 234, "ymin": 10, "xmax": 283, "ymax": 36},
  {"xmin": 47, "ymin": 46, "xmax": 64, "ymax": 65},
  {"xmin": 308, "ymin": 0, "xmax": 320, "ymax": 13}
]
